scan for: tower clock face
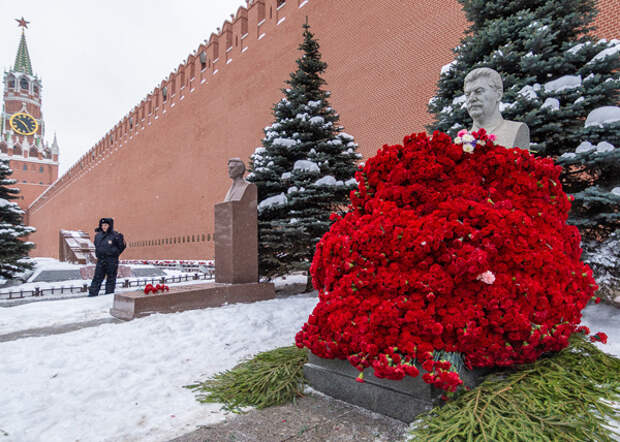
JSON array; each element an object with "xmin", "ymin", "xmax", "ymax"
[{"xmin": 9, "ymin": 112, "xmax": 39, "ymax": 136}]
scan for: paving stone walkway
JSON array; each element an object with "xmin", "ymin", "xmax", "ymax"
[
  {"xmin": 170, "ymin": 393, "xmax": 408, "ymax": 442},
  {"xmin": 0, "ymin": 317, "xmax": 122, "ymax": 342}
]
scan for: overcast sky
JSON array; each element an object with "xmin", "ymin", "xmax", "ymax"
[{"xmin": 1, "ymin": 0, "xmax": 245, "ymax": 174}]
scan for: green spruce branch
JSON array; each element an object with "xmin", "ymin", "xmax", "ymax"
[
  {"xmin": 185, "ymin": 345, "xmax": 307, "ymax": 413},
  {"xmin": 408, "ymin": 333, "xmax": 620, "ymax": 441}
]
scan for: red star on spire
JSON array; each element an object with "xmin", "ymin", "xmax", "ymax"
[{"xmin": 15, "ymin": 17, "xmax": 30, "ymax": 29}]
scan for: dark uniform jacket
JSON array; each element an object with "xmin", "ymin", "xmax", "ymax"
[{"xmin": 94, "ymin": 218, "xmax": 126, "ymax": 259}]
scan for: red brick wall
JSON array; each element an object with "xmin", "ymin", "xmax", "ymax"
[
  {"xmin": 594, "ymin": 0, "xmax": 620, "ymax": 39},
  {"xmin": 26, "ymin": 0, "xmax": 619, "ymax": 260},
  {"xmin": 7, "ymin": 159, "xmax": 57, "ymax": 209}
]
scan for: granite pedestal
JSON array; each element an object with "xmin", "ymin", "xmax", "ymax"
[
  {"xmin": 109, "ymin": 281, "xmax": 275, "ymax": 320},
  {"xmin": 304, "ymin": 352, "xmax": 489, "ymax": 423},
  {"xmin": 214, "ymin": 183, "xmax": 258, "ymax": 284}
]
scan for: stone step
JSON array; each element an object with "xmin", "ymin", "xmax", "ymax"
[
  {"xmin": 110, "ymin": 281, "xmax": 275, "ymax": 320},
  {"xmin": 304, "ymin": 352, "xmax": 489, "ymax": 423}
]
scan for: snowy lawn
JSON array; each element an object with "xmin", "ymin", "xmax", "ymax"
[
  {"xmin": 579, "ymin": 302, "xmax": 620, "ymax": 358},
  {"xmin": 0, "ymin": 294, "xmax": 114, "ymax": 335},
  {"xmin": 0, "ymin": 294, "xmax": 617, "ymax": 442},
  {"xmin": 0, "ymin": 295, "xmax": 318, "ymax": 442}
]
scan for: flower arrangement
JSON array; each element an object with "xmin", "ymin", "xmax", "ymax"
[
  {"xmin": 454, "ymin": 129, "xmax": 496, "ymax": 153},
  {"xmin": 295, "ymin": 129, "xmax": 598, "ymax": 392},
  {"xmin": 144, "ymin": 283, "xmax": 170, "ymax": 294}
]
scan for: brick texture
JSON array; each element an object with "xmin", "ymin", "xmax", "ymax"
[
  {"xmin": 26, "ymin": 0, "xmax": 619, "ymax": 259},
  {"xmin": 594, "ymin": 0, "xmax": 620, "ymax": 39}
]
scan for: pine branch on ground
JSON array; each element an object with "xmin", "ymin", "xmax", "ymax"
[
  {"xmin": 408, "ymin": 333, "xmax": 620, "ymax": 441},
  {"xmin": 185, "ymin": 346, "xmax": 307, "ymax": 413}
]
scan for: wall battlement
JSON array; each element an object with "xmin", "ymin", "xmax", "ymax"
[
  {"xmin": 29, "ymin": 0, "xmax": 306, "ymax": 214},
  {"xmin": 25, "ymin": 0, "xmax": 619, "ymax": 259},
  {"xmin": 29, "ymin": 0, "xmax": 619, "ymax": 216}
]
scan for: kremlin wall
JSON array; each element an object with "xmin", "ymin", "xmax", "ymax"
[{"xmin": 26, "ymin": 0, "xmax": 620, "ymax": 260}]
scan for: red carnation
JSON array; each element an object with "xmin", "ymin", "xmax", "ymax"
[
  {"xmin": 590, "ymin": 332, "xmax": 608, "ymax": 344},
  {"xmin": 296, "ymin": 130, "xmax": 596, "ymax": 391}
]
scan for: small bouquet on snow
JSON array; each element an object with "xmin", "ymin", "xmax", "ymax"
[{"xmin": 144, "ymin": 283, "xmax": 170, "ymax": 294}]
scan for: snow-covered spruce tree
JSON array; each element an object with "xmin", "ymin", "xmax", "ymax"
[
  {"xmin": 427, "ymin": 0, "xmax": 620, "ymax": 302},
  {"xmin": 248, "ymin": 22, "xmax": 360, "ymax": 278},
  {"xmin": 0, "ymin": 157, "xmax": 35, "ymax": 280}
]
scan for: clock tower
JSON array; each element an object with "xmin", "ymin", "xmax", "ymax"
[{"xmin": 1, "ymin": 18, "xmax": 59, "ymax": 211}]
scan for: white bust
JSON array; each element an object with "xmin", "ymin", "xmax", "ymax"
[
  {"xmin": 224, "ymin": 158, "xmax": 250, "ymax": 202},
  {"xmin": 464, "ymin": 67, "xmax": 530, "ymax": 150}
]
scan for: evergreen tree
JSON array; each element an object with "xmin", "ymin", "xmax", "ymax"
[
  {"xmin": 248, "ymin": 21, "xmax": 360, "ymax": 278},
  {"xmin": 427, "ymin": 0, "xmax": 619, "ymax": 300},
  {"xmin": 0, "ymin": 157, "xmax": 35, "ymax": 280}
]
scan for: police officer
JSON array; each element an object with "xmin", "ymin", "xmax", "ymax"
[{"xmin": 88, "ymin": 217, "xmax": 126, "ymax": 296}]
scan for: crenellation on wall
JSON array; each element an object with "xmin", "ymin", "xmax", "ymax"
[
  {"xmin": 234, "ymin": 7, "xmax": 249, "ymax": 49},
  {"xmin": 222, "ymin": 20, "xmax": 233, "ymax": 52},
  {"xmin": 249, "ymin": 0, "xmax": 267, "ymax": 39},
  {"xmin": 26, "ymin": 0, "xmax": 619, "ymax": 258},
  {"xmin": 30, "ymin": 1, "xmax": 312, "ymax": 217},
  {"xmin": 209, "ymin": 32, "xmax": 220, "ymax": 64}
]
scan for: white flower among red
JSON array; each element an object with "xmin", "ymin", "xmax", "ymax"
[
  {"xmin": 463, "ymin": 143, "xmax": 475, "ymax": 153},
  {"xmin": 455, "ymin": 129, "xmax": 477, "ymax": 154},
  {"xmin": 454, "ymin": 129, "xmax": 498, "ymax": 154},
  {"xmin": 477, "ymin": 270, "xmax": 496, "ymax": 285}
]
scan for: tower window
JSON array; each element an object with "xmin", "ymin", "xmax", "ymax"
[
  {"xmin": 23, "ymin": 165, "xmax": 27, "ymax": 171},
  {"xmin": 277, "ymin": 0, "xmax": 285, "ymax": 7},
  {"xmin": 20, "ymin": 78, "xmax": 29, "ymax": 90},
  {"xmin": 200, "ymin": 51, "xmax": 207, "ymax": 70},
  {"xmin": 34, "ymin": 85, "xmax": 39, "ymax": 94},
  {"xmin": 8, "ymin": 77, "xmax": 15, "ymax": 88},
  {"xmin": 162, "ymin": 87, "xmax": 168, "ymax": 102},
  {"xmin": 39, "ymin": 166, "xmax": 44, "ymax": 172}
]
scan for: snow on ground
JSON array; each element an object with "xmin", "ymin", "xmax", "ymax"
[
  {"xmin": 580, "ymin": 302, "xmax": 620, "ymax": 358},
  {"xmin": 0, "ymin": 287, "xmax": 616, "ymax": 442},
  {"xmin": 272, "ymin": 273, "xmax": 308, "ymax": 290},
  {"xmin": 27, "ymin": 257, "xmax": 83, "ymax": 275},
  {"xmin": 0, "ymin": 294, "xmax": 114, "ymax": 335},
  {"xmin": 0, "ymin": 295, "xmax": 319, "ymax": 442}
]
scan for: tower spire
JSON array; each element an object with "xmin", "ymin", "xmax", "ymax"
[
  {"xmin": 52, "ymin": 132, "xmax": 59, "ymax": 155},
  {"xmin": 13, "ymin": 18, "xmax": 33, "ymax": 75}
]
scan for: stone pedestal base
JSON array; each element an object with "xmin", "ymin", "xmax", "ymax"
[
  {"xmin": 109, "ymin": 282, "xmax": 275, "ymax": 320},
  {"xmin": 304, "ymin": 353, "xmax": 489, "ymax": 423}
]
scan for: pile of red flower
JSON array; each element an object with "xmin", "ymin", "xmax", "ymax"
[
  {"xmin": 295, "ymin": 129, "xmax": 598, "ymax": 392},
  {"xmin": 144, "ymin": 283, "xmax": 169, "ymax": 294}
]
